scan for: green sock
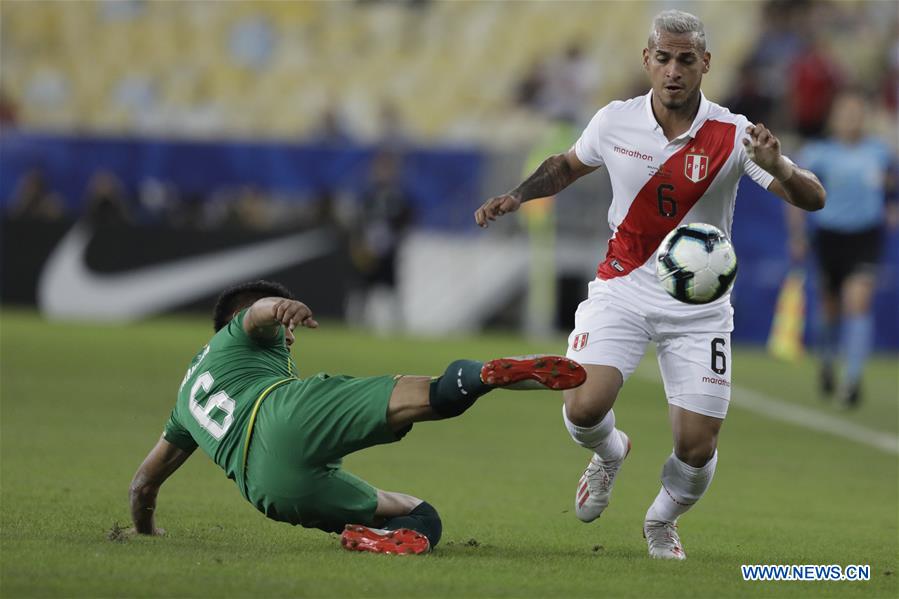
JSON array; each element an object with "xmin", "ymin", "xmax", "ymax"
[
  {"xmin": 428, "ymin": 359, "xmax": 490, "ymax": 418},
  {"xmin": 383, "ymin": 501, "xmax": 442, "ymax": 547}
]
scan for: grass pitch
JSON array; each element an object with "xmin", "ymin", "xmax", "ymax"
[{"xmin": 1, "ymin": 309, "xmax": 897, "ymax": 598}]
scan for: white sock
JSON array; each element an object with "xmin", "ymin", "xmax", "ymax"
[
  {"xmin": 562, "ymin": 405, "xmax": 625, "ymax": 462},
  {"xmin": 645, "ymin": 451, "xmax": 718, "ymax": 523}
]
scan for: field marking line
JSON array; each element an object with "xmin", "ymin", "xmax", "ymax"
[
  {"xmin": 728, "ymin": 385, "xmax": 899, "ymax": 456},
  {"xmin": 633, "ymin": 364, "xmax": 899, "ymax": 456}
]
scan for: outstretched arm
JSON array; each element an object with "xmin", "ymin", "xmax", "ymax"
[
  {"xmin": 129, "ymin": 436, "xmax": 194, "ymax": 535},
  {"xmin": 475, "ymin": 148, "xmax": 598, "ymax": 228},
  {"xmin": 743, "ymin": 124, "xmax": 826, "ymax": 212}
]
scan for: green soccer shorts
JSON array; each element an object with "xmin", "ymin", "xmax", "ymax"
[{"xmin": 243, "ymin": 373, "xmax": 407, "ymax": 532}]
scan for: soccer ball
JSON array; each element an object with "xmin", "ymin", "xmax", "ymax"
[{"xmin": 656, "ymin": 223, "xmax": 738, "ymax": 304}]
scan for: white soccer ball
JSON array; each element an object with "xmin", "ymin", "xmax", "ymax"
[{"xmin": 656, "ymin": 223, "xmax": 738, "ymax": 304}]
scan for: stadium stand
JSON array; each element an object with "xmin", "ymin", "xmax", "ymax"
[
  {"xmin": 1, "ymin": 0, "xmax": 762, "ymax": 146},
  {"xmin": 1, "ymin": 1, "xmax": 897, "ymax": 348}
]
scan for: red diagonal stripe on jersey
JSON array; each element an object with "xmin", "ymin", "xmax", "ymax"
[{"xmin": 597, "ymin": 119, "xmax": 736, "ymax": 280}]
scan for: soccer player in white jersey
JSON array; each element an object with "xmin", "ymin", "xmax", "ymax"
[{"xmin": 475, "ymin": 10, "xmax": 825, "ymax": 560}]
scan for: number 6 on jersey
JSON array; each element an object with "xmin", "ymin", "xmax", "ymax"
[{"xmin": 189, "ymin": 371, "xmax": 236, "ymax": 440}]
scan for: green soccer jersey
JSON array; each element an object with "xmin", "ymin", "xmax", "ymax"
[{"xmin": 163, "ymin": 309, "xmax": 297, "ymax": 495}]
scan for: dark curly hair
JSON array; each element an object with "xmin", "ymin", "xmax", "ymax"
[{"xmin": 212, "ymin": 280, "xmax": 294, "ymax": 332}]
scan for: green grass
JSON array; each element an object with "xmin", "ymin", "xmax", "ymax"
[{"xmin": 1, "ymin": 309, "xmax": 897, "ymax": 598}]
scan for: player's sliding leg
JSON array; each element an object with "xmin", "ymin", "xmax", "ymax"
[
  {"xmin": 340, "ymin": 355, "xmax": 585, "ymax": 555},
  {"xmin": 562, "ymin": 364, "xmax": 631, "ymax": 522},
  {"xmin": 341, "ymin": 491, "xmax": 440, "ymax": 555},
  {"xmin": 643, "ymin": 405, "xmax": 722, "ymax": 560},
  {"xmin": 385, "ymin": 356, "xmax": 586, "ymax": 432}
]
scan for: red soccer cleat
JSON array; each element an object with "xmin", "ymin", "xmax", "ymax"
[
  {"xmin": 480, "ymin": 355, "xmax": 587, "ymax": 391},
  {"xmin": 340, "ymin": 525, "xmax": 431, "ymax": 555}
]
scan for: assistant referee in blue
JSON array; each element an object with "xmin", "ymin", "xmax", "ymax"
[{"xmin": 787, "ymin": 88, "xmax": 898, "ymax": 407}]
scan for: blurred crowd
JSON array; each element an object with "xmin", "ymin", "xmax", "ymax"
[
  {"xmin": 6, "ymin": 157, "xmax": 411, "ymax": 234},
  {"xmin": 726, "ymin": 0, "xmax": 897, "ymax": 147},
  {"xmin": 2, "ymin": 0, "xmax": 897, "ymax": 346},
  {"xmin": 3, "ymin": 1, "xmax": 896, "ymax": 225}
]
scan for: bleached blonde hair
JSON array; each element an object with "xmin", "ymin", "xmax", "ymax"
[{"xmin": 649, "ymin": 9, "xmax": 707, "ymax": 52}]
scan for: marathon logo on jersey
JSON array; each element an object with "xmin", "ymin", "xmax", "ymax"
[
  {"xmin": 572, "ymin": 333, "xmax": 589, "ymax": 351},
  {"xmin": 614, "ymin": 146, "xmax": 653, "ymax": 161},
  {"xmin": 685, "ymin": 153, "xmax": 709, "ymax": 183},
  {"xmin": 701, "ymin": 375, "xmax": 731, "ymax": 387}
]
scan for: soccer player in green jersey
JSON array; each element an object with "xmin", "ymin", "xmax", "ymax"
[{"xmin": 129, "ymin": 280, "xmax": 586, "ymax": 554}]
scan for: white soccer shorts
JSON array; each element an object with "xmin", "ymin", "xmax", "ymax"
[{"xmin": 565, "ymin": 279, "xmax": 733, "ymax": 419}]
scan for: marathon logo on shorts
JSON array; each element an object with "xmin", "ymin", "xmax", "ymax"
[
  {"xmin": 685, "ymin": 152, "xmax": 709, "ymax": 183},
  {"xmin": 701, "ymin": 375, "xmax": 730, "ymax": 387},
  {"xmin": 572, "ymin": 333, "xmax": 589, "ymax": 351}
]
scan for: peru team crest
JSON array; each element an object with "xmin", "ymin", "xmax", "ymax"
[
  {"xmin": 684, "ymin": 153, "xmax": 709, "ymax": 183},
  {"xmin": 572, "ymin": 333, "xmax": 589, "ymax": 351}
]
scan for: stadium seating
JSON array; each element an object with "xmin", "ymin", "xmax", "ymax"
[{"xmin": 1, "ymin": 0, "xmax": 765, "ymax": 146}]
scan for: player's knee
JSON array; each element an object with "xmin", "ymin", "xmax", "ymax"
[
  {"xmin": 563, "ymin": 388, "xmax": 613, "ymax": 427},
  {"xmin": 562, "ymin": 365, "xmax": 622, "ymax": 426},
  {"xmin": 674, "ymin": 437, "xmax": 717, "ymax": 467}
]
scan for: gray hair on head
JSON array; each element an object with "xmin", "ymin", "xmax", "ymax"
[{"xmin": 649, "ymin": 9, "xmax": 707, "ymax": 52}]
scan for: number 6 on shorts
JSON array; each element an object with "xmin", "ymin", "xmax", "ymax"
[{"xmin": 710, "ymin": 338, "xmax": 727, "ymax": 375}]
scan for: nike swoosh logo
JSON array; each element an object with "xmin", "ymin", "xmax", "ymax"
[{"xmin": 37, "ymin": 223, "xmax": 336, "ymax": 320}]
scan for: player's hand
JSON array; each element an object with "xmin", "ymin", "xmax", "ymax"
[
  {"xmin": 475, "ymin": 193, "xmax": 522, "ymax": 228},
  {"xmin": 744, "ymin": 123, "xmax": 791, "ymax": 180},
  {"xmin": 271, "ymin": 299, "xmax": 318, "ymax": 330}
]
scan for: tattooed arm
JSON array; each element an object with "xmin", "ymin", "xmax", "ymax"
[{"xmin": 475, "ymin": 149, "xmax": 598, "ymax": 228}]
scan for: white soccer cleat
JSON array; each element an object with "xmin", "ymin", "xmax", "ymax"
[
  {"xmin": 643, "ymin": 520, "xmax": 686, "ymax": 560},
  {"xmin": 574, "ymin": 431, "xmax": 631, "ymax": 522}
]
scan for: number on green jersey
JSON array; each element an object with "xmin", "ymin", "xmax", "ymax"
[{"xmin": 189, "ymin": 371, "xmax": 235, "ymax": 440}]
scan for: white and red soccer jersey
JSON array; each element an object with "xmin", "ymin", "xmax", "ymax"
[{"xmin": 574, "ymin": 90, "xmax": 777, "ymax": 315}]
